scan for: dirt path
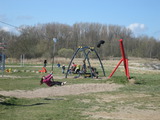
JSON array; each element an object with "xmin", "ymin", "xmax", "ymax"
[
  {"xmin": 0, "ymin": 83, "xmax": 122, "ymax": 98},
  {"xmin": 1, "ymin": 83, "xmax": 159, "ymax": 120}
]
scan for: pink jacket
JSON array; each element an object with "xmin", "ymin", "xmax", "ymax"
[{"xmin": 42, "ymin": 74, "xmax": 53, "ymax": 87}]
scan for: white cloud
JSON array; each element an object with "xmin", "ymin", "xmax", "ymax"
[
  {"xmin": 127, "ymin": 23, "xmax": 147, "ymax": 34},
  {"xmin": 0, "ymin": 26, "xmax": 10, "ymax": 31},
  {"xmin": 0, "ymin": 26, "xmax": 21, "ymax": 35}
]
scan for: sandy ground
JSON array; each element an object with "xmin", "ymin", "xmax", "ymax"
[
  {"xmin": 0, "ymin": 83, "xmax": 122, "ymax": 98},
  {"xmin": 84, "ymin": 93, "xmax": 160, "ymax": 120},
  {"xmin": 1, "ymin": 83, "xmax": 160, "ymax": 120}
]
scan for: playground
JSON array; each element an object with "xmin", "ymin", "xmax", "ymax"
[
  {"xmin": 0, "ymin": 39, "xmax": 160, "ymax": 120},
  {"xmin": 0, "ymin": 57, "xmax": 160, "ymax": 120}
]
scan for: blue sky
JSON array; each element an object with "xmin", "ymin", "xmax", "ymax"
[{"xmin": 0, "ymin": 0, "xmax": 160, "ymax": 40}]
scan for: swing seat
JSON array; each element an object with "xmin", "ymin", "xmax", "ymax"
[{"xmin": 84, "ymin": 73, "xmax": 91, "ymax": 78}]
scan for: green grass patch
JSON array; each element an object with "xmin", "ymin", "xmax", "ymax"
[
  {"xmin": 0, "ymin": 62, "xmax": 160, "ymax": 120},
  {"xmin": 0, "ymin": 95, "xmax": 95, "ymax": 120}
]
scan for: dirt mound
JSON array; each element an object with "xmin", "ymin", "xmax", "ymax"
[{"xmin": 0, "ymin": 83, "xmax": 122, "ymax": 98}]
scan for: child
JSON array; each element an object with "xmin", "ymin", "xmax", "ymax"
[
  {"xmin": 44, "ymin": 60, "xmax": 47, "ymax": 67},
  {"xmin": 40, "ymin": 72, "xmax": 66, "ymax": 87},
  {"xmin": 62, "ymin": 64, "xmax": 65, "ymax": 74},
  {"xmin": 57, "ymin": 63, "xmax": 61, "ymax": 67},
  {"xmin": 88, "ymin": 66, "xmax": 99, "ymax": 78},
  {"xmin": 71, "ymin": 62, "xmax": 76, "ymax": 72}
]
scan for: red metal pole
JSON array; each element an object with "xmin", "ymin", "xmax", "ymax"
[
  {"xmin": 108, "ymin": 58, "xmax": 123, "ymax": 79},
  {"xmin": 108, "ymin": 39, "xmax": 130, "ymax": 80},
  {"xmin": 125, "ymin": 58, "xmax": 130, "ymax": 79},
  {"xmin": 119, "ymin": 39, "xmax": 130, "ymax": 79},
  {"xmin": 119, "ymin": 39, "xmax": 126, "ymax": 60}
]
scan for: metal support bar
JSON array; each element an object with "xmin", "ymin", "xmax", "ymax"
[
  {"xmin": 65, "ymin": 48, "xmax": 80, "ymax": 78},
  {"xmin": 94, "ymin": 49, "xmax": 106, "ymax": 77},
  {"xmin": 108, "ymin": 39, "xmax": 130, "ymax": 79},
  {"xmin": 82, "ymin": 50, "xmax": 93, "ymax": 78}
]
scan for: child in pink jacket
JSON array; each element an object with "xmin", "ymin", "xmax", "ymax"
[{"xmin": 40, "ymin": 72, "xmax": 66, "ymax": 87}]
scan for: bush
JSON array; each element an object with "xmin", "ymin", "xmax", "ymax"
[{"xmin": 58, "ymin": 48, "xmax": 74, "ymax": 58}]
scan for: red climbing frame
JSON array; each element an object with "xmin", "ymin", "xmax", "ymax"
[{"xmin": 108, "ymin": 39, "xmax": 130, "ymax": 80}]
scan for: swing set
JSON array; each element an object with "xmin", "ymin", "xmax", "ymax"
[{"xmin": 65, "ymin": 46, "xmax": 106, "ymax": 78}]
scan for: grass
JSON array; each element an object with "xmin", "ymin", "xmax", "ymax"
[
  {"xmin": 0, "ymin": 59, "xmax": 160, "ymax": 120},
  {"xmin": 0, "ymin": 94, "xmax": 96, "ymax": 120},
  {"xmin": 120, "ymin": 73, "xmax": 160, "ymax": 94}
]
